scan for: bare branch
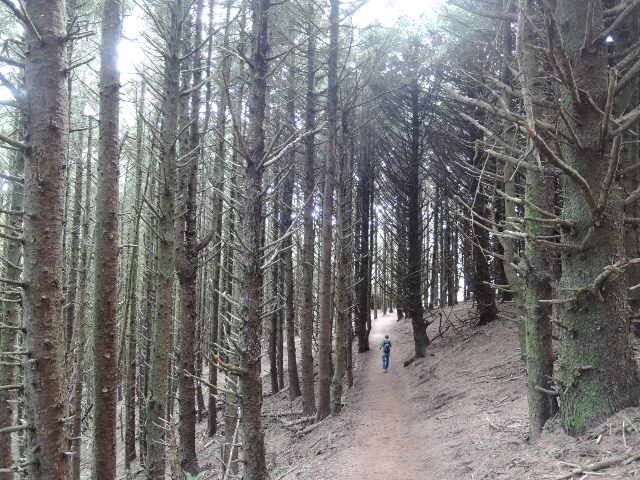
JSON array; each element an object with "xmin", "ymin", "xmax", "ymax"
[
  {"xmin": 0, "ymin": 0, "xmax": 41, "ymax": 41},
  {"xmin": 596, "ymin": 135, "xmax": 622, "ymax": 213},
  {"xmin": 0, "ymin": 133, "xmax": 27, "ymax": 151},
  {"xmin": 595, "ymin": 0, "xmax": 640, "ymax": 46},
  {"xmin": 523, "ymin": 125, "xmax": 597, "ymax": 211}
]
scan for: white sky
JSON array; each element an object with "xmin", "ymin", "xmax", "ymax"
[{"xmin": 353, "ymin": 0, "xmax": 444, "ymax": 27}]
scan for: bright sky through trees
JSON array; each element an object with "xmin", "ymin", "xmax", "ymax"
[
  {"xmin": 0, "ymin": 0, "xmax": 445, "ymax": 101},
  {"xmin": 353, "ymin": 0, "xmax": 443, "ymax": 26}
]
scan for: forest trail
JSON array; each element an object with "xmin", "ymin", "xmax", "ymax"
[
  {"xmin": 317, "ymin": 312, "xmax": 427, "ymax": 480},
  {"xmin": 280, "ymin": 305, "xmax": 531, "ymax": 480}
]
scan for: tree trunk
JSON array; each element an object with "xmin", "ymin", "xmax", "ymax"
[
  {"xmin": 331, "ymin": 105, "xmax": 352, "ymax": 414},
  {"xmin": 355, "ymin": 129, "xmax": 372, "ymax": 352},
  {"xmin": 516, "ymin": 0, "xmax": 557, "ymax": 438},
  {"xmin": 269, "ymin": 199, "xmax": 281, "ymax": 395},
  {"xmin": 406, "ymin": 80, "xmax": 430, "ymax": 357},
  {"xmin": 176, "ymin": 1, "xmax": 203, "ymax": 473},
  {"xmin": 92, "ymin": 2, "xmax": 122, "ymax": 477},
  {"xmin": 300, "ymin": 0, "xmax": 317, "ymax": 416},
  {"xmin": 125, "ymin": 81, "xmax": 146, "ymax": 470},
  {"xmin": 0, "ymin": 120, "xmax": 24, "ymax": 480},
  {"xmin": 236, "ymin": 0, "xmax": 270, "ymax": 477},
  {"xmin": 222, "ymin": 166, "xmax": 239, "ymax": 475},
  {"xmin": 283, "ymin": 46, "xmax": 301, "ymax": 399},
  {"xmin": 22, "ymin": 2, "xmax": 68, "ymax": 478},
  {"xmin": 429, "ymin": 188, "xmax": 440, "ymax": 309},
  {"xmin": 139, "ymin": 156, "xmax": 159, "ymax": 468},
  {"xmin": 146, "ymin": 2, "xmax": 182, "ymax": 477},
  {"xmin": 469, "ymin": 147, "xmax": 497, "ymax": 325},
  {"xmin": 70, "ymin": 118, "xmax": 93, "ymax": 480},
  {"xmin": 342, "ymin": 108, "xmax": 355, "ymax": 389},
  {"xmin": 554, "ymin": 0, "xmax": 640, "ymax": 435},
  {"xmin": 207, "ymin": 0, "xmax": 232, "ymax": 437},
  {"xmin": 317, "ymin": 0, "xmax": 340, "ymax": 421}
]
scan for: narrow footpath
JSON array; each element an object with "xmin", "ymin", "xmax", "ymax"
[
  {"xmin": 319, "ymin": 312, "xmax": 427, "ymax": 480},
  {"xmin": 281, "ymin": 306, "xmax": 533, "ymax": 480}
]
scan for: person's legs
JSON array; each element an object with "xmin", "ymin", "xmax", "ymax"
[{"xmin": 383, "ymin": 355, "xmax": 389, "ymax": 370}]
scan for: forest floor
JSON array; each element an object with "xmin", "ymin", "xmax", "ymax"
[
  {"xmin": 263, "ymin": 305, "xmax": 640, "ymax": 480},
  {"xmin": 95, "ymin": 303, "xmax": 640, "ymax": 479}
]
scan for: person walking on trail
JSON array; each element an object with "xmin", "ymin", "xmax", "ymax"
[{"xmin": 379, "ymin": 335, "xmax": 392, "ymax": 372}]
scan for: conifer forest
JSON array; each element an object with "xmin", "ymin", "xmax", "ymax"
[{"xmin": 1, "ymin": 0, "xmax": 640, "ymax": 479}]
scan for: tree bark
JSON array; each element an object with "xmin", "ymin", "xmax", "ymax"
[
  {"xmin": 516, "ymin": 0, "xmax": 557, "ymax": 438},
  {"xmin": 176, "ymin": 1, "xmax": 203, "ymax": 473},
  {"xmin": 124, "ymin": 81, "xmax": 146, "ymax": 470},
  {"xmin": 139, "ymin": 155, "xmax": 158, "ymax": 468},
  {"xmin": 553, "ymin": 0, "xmax": 640, "ymax": 434},
  {"xmin": 300, "ymin": 0, "xmax": 317, "ymax": 416},
  {"xmin": 207, "ymin": 0, "xmax": 232, "ymax": 437},
  {"xmin": 70, "ymin": 118, "xmax": 93, "ymax": 480},
  {"xmin": 429, "ymin": 188, "xmax": 440, "ymax": 309},
  {"xmin": 317, "ymin": 0, "xmax": 340, "ymax": 421},
  {"xmin": 22, "ymin": 1, "xmax": 68, "ymax": 478},
  {"xmin": 269, "ymin": 197, "xmax": 281, "ymax": 395},
  {"xmin": 331, "ymin": 107, "xmax": 351, "ymax": 414},
  {"xmin": 146, "ymin": 2, "xmax": 182, "ymax": 477},
  {"xmin": 406, "ymin": 79, "xmax": 430, "ymax": 357},
  {"xmin": 283, "ymin": 44, "xmax": 301, "ymax": 399},
  {"xmin": 0, "ymin": 119, "xmax": 24, "ymax": 480},
  {"xmin": 236, "ymin": 0, "xmax": 270, "ymax": 477},
  {"xmin": 92, "ymin": 2, "xmax": 122, "ymax": 478},
  {"xmin": 355, "ymin": 128, "xmax": 372, "ymax": 352}
]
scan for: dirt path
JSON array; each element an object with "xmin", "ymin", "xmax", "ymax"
[
  {"xmin": 321, "ymin": 312, "xmax": 427, "ymax": 480},
  {"xmin": 277, "ymin": 305, "xmax": 531, "ymax": 480},
  {"xmin": 276, "ymin": 305, "xmax": 640, "ymax": 480}
]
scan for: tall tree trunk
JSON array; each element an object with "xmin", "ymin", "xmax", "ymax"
[
  {"xmin": 147, "ymin": 2, "xmax": 182, "ymax": 477},
  {"xmin": 618, "ymin": 3, "xmax": 640, "ymax": 334},
  {"xmin": 439, "ymin": 200, "xmax": 448, "ymax": 308},
  {"xmin": 63, "ymin": 125, "xmax": 84, "ymax": 479},
  {"xmin": 22, "ymin": 2, "xmax": 68, "ymax": 478},
  {"xmin": 0, "ymin": 120, "xmax": 24, "ymax": 480},
  {"xmin": 70, "ymin": 118, "xmax": 93, "ymax": 480},
  {"xmin": 553, "ymin": 0, "xmax": 640, "ymax": 434},
  {"xmin": 92, "ymin": 2, "xmax": 122, "ymax": 478},
  {"xmin": 207, "ymin": 0, "xmax": 232, "ymax": 437},
  {"xmin": 176, "ymin": 1, "xmax": 203, "ymax": 473},
  {"xmin": 468, "ymin": 135, "xmax": 497, "ymax": 325},
  {"xmin": 516, "ymin": 0, "xmax": 557, "ymax": 438},
  {"xmin": 236, "ymin": 0, "xmax": 270, "ymax": 477},
  {"xmin": 370, "ymin": 204, "xmax": 377, "ymax": 319},
  {"xmin": 331, "ymin": 103, "xmax": 354, "ymax": 413},
  {"xmin": 429, "ymin": 188, "xmax": 440, "ymax": 309},
  {"xmin": 139, "ymin": 159, "xmax": 158, "ymax": 468},
  {"xmin": 317, "ymin": 0, "xmax": 340, "ymax": 421},
  {"xmin": 355, "ymin": 129, "xmax": 371, "ymax": 352},
  {"xmin": 343, "ymin": 108, "xmax": 355, "ymax": 389},
  {"xmin": 406, "ymin": 81, "xmax": 430, "ymax": 357},
  {"xmin": 269, "ymin": 199, "xmax": 281, "ymax": 395},
  {"xmin": 222, "ymin": 12, "xmax": 245, "ymax": 467},
  {"xmin": 64, "ymin": 132, "xmax": 83, "ymax": 381},
  {"xmin": 222, "ymin": 164, "xmax": 239, "ymax": 475},
  {"xmin": 300, "ymin": 0, "xmax": 317, "ymax": 416},
  {"xmin": 283, "ymin": 46, "xmax": 301, "ymax": 399},
  {"xmin": 125, "ymin": 81, "xmax": 146, "ymax": 470}
]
